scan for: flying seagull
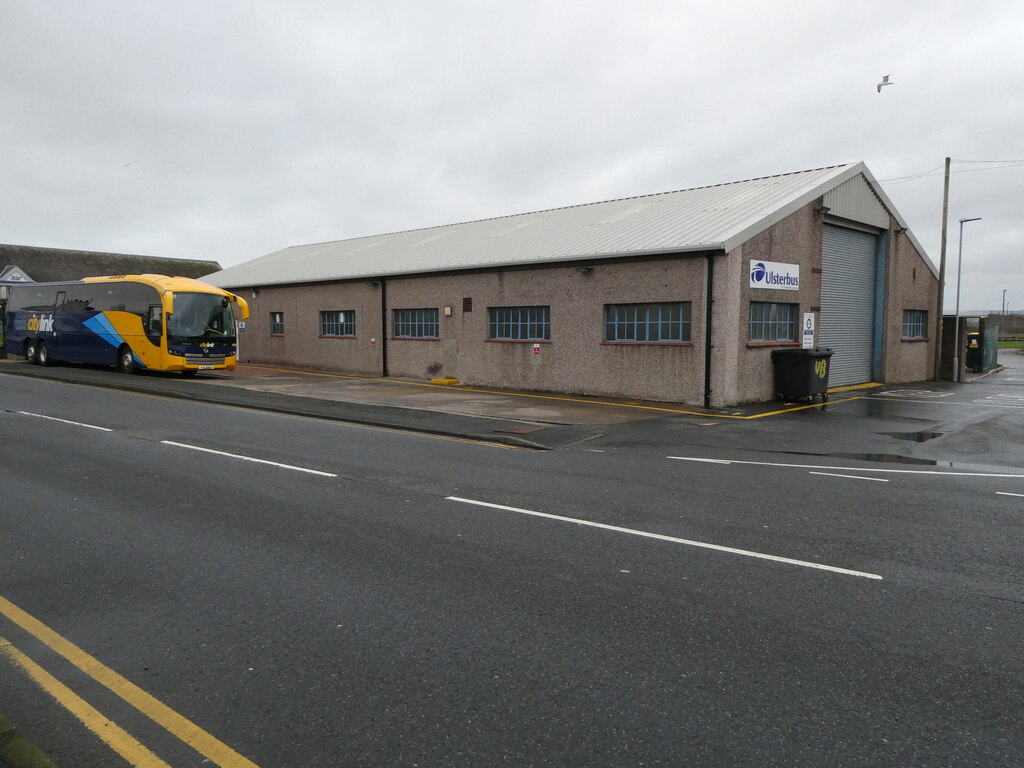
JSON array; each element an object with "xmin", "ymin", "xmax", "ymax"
[{"xmin": 876, "ymin": 75, "xmax": 893, "ymax": 93}]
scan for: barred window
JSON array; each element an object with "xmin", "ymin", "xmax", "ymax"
[
  {"xmin": 488, "ymin": 306, "xmax": 551, "ymax": 341},
  {"xmin": 320, "ymin": 310, "xmax": 355, "ymax": 337},
  {"xmin": 749, "ymin": 302, "xmax": 797, "ymax": 342},
  {"xmin": 270, "ymin": 311, "xmax": 284, "ymax": 335},
  {"xmin": 393, "ymin": 308, "xmax": 439, "ymax": 338},
  {"xmin": 902, "ymin": 309, "xmax": 928, "ymax": 339},
  {"xmin": 604, "ymin": 302, "xmax": 691, "ymax": 343}
]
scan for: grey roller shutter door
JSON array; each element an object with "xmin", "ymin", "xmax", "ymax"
[{"xmin": 820, "ymin": 225, "xmax": 878, "ymax": 386}]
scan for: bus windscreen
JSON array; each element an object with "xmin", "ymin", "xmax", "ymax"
[{"xmin": 167, "ymin": 292, "xmax": 237, "ymax": 343}]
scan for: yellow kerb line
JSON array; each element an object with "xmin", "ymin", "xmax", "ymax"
[
  {"xmin": 0, "ymin": 596, "xmax": 259, "ymax": 768},
  {"xmin": 827, "ymin": 382, "xmax": 884, "ymax": 393},
  {"xmin": 0, "ymin": 636, "xmax": 173, "ymax": 768},
  {"xmin": 244, "ymin": 364, "xmax": 864, "ymax": 419},
  {"xmin": 745, "ymin": 396, "xmax": 863, "ymax": 418}
]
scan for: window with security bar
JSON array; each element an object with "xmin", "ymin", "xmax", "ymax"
[
  {"xmin": 270, "ymin": 312, "xmax": 285, "ymax": 335},
  {"xmin": 748, "ymin": 302, "xmax": 797, "ymax": 342},
  {"xmin": 604, "ymin": 302, "xmax": 691, "ymax": 343},
  {"xmin": 487, "ymin": 306, "xmax": 551, "ymax": 341},
  {"xmin": 393, "ymin": 308, "xmax": 439, "ymax": 338},
  {"xmin": 902, "ymin": 309, "xmax": 928, "ymax": 339},
  {"xmin": 320, "ymin": 310, "xmax": 356, "ymax": 337}
]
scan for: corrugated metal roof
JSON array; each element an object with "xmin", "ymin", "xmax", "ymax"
[{"xmin": 207, "ymin": 162, "xmax": 932, "ymax": 288}]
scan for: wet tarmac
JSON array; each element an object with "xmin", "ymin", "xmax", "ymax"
[{"xmin": 3, "ymin": 350, "xmax": 1023, "ymax": 462}]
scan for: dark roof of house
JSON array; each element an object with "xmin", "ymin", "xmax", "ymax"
[{"xmin": 0, "ymin": 244, "xmax": 221, "ymax": 283}]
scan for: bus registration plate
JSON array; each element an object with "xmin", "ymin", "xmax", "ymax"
[{"xmin": 198, "ymin": 365, "xmax": 215, "ymax": 370}]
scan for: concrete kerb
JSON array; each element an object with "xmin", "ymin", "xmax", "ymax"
[
  {"xmin": 0, "ymin": 360, "xmax": 893, "ymax": 433},
  {"xmin": 0, "ymin": 364, "xmax": 593, "ymax": 450},
  {"xmin": 7, "ymin": 358, "xmax": 971, "ymax": 435},
  {"xmin": 963, "ymin": 364, "xmax": 1005, "ymax": 382}
]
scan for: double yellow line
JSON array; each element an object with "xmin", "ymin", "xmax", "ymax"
[{"xmin": 0, "ymin": 596, "xmax": 258, "ymax": 767}]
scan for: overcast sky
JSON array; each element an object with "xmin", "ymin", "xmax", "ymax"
[{"xmin": 2, "ymin": 1, "xmax": 1021, "ymax": 312}]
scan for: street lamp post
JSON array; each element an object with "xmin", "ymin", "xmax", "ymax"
[{"xmin": 952, "ymin": 216, "xmax": 982, "ymax": 382}]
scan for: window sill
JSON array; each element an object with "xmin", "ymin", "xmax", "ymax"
[
  {"xmin": 901, "ymin": 337, "xmax": 929, "ymax": 342},
  {"xmin": 486, "ymin": 339, "xmax": 552, "ymax": 343},
  {"xmin": 746, "ymin": 341, "xmax": 799, "ymax": 347},
  {"xmin": 601, "ymin": 341, "xmax": 693, "ymax": 346},
  {"xmin": 320, "ymin": 335, "xmax": 357, "ymax": 339},
  {"xmin": 392, "ymin": 336, "xmax": 440, "ymax": 341}
]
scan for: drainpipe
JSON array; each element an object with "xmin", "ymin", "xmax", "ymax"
[
  {"xmin": 379, "ymin": 279, "xmax": 388, "ymax": 376},
  {"xmin": 872, "ymin": 231, "xmax": 889, "ymax": 382},
  {"xmin": 703, "ymin": 253, "xmax": 715, "ymax": 409}
]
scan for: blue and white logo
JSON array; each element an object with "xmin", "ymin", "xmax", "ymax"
[{"xmin": 749, "ymin": 259, "xmax": 800, "ymax": 291}]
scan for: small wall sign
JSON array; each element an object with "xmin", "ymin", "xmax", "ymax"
[
  {"xmin": 802, "ymin": 313, "xmax": 815, "ymax": 349},
  {"xmin": 750, "ymin": 260, "xmax": 800, "ymax": 291}
]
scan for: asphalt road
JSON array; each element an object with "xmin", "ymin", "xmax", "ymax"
[{"xmin": 1, "ymin": 373, "xmax": 1023, "ymax": 766}]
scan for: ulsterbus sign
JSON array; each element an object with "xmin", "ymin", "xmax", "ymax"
[{"xmin": 749, "ymin": 260, "xmax": 800, "ymax": 291}]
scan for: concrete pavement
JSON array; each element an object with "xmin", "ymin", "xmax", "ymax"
[
  {"xmin": 0, "ymin": 358, "xmax": 751, "ymax": 449},
  {"xmin": 0, "ymin": 351, "xmax": 1020, "ymax": 457}
]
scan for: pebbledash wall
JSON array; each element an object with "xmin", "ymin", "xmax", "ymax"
[
  {"xmin": 232, "ymin": 193, "xmax": 938, "ymax": 407},
  {"xmin": 882, "ymin": 232, "xmax": 937, "ymax": 382},
  {"xmin": 243, "ymin": 255, "xmax": 711, "ymax": 404}
]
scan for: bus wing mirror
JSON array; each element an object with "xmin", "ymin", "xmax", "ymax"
[
  {"xmin": 163, "ymin": 291, "xmax": 174, "ymax": 315},
  {"xmin": 231, "ymin": 294, "xmax": 250, "ymax": 320}
]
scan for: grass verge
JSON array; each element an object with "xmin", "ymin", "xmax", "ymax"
[{"xmin": 0, "ymin": 715, "xmax": 56, "ymax": 768}]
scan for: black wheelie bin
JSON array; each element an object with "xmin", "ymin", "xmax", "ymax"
[{"xmin": 771, "ymin": 347, "xmax": 833, "ymax": 402}]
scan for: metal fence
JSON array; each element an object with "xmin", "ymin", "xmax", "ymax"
[
  {"xmin": 987, "ymin": 313, "xmax": 1024, "ymax": 338},
  {"xmin": 983, "ymin": 327, "xmax": 1000, "ymax": 370}
]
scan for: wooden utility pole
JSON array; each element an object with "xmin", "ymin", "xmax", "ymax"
[{"xmin": 933, "ymin": 157, "xmax": 950, "ymax": 380}]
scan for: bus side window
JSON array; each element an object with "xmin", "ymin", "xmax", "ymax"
[
  {"xmin": 24, "ymin": 286, "xmax": 58, "ymax": 312},
  {"xmin": 92, "ymin": 286, "xmax": 119, "ymax": 312},
  {"xmin": 65, "ymin": 285, "xmax": 94, "ymax": 312},
  {"xmin": 123, "ymin": 283, "xmax": 160, "ymax": 322}
]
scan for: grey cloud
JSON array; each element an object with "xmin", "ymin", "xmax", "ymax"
[{"xmin": 1, "ymin": 0, "xmax": 1020, "ymax": 311}]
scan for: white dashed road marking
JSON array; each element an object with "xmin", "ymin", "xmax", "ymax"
[
  {"xmin": 446, "ymin": 496, "xmax": 882, "ymax": 580},
  {"xmin": 161, "ymin": 441, "xmax": 338, "ymax": 477},
  {"xmin": 17, "ymin": 411, "xmax": 113, "ymax": 432},
  {"xmin": 668, "ymin": 455, "xmax": 1024, "ymax": 479}
]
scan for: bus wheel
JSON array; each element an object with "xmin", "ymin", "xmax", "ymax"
[
  {"xmin": 117, "ymin": 346, "xmax": 137, "ymax": 374},
  {"xmin": 37, "ymin": 342, "xmax": 53, "ymax": 367},
  {"xmin": 25, "ymin": 339, "xmax": 38, "ymax": 364}
]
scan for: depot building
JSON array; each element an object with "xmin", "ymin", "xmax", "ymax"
[{"xmin": 206, "ymin": 162, "xmax": 938, "ymax": 407}]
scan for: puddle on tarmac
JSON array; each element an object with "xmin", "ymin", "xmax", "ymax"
[
  {"xmin": 819, "ymin": 400, "xmax": 931, "ymax": 421},
  {"xmin": 880, "ymin": 431, "xmax": 944, "ymax": 442},
  {"xmin": 490, "ymin": 424, "xmax": 544, "ymax": 435},
  {"xmin": 774, "ymin": 449, "xmax": 948, "ymax": 466},
  {"xmin": 828, "ymin": 452, "xmax": 941, "ymax": 466},
  {"xmin": 773, "ymin": 450, "xmax": 1024, "ymax": 473}
]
